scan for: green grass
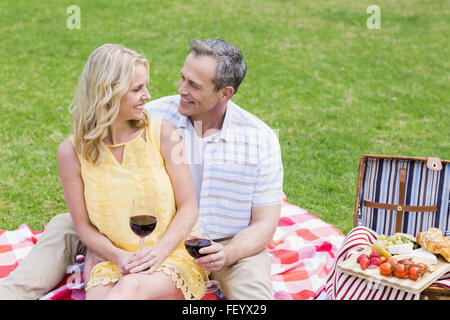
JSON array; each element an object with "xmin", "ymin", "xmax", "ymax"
[{"xmin": 0, "ymin": 0, "xmax": 448, "ymax": 234}]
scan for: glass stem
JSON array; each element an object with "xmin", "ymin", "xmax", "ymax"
[
  {"xmin": 204, "ymin": 270, "xmax": 212, "ymax": 288},
  {"xmin": 139, "ymin": 238, "xmax": 144, "ymax": 253}
]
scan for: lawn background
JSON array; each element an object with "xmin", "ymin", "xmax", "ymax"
[{"xmin": 0, "ymin": 0, "xmax": 448, "ymax": 234}]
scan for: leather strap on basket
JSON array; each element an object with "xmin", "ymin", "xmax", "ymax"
[{"xmin": 363, "ymin": 168, "xmax": 438, "ymax": 233}]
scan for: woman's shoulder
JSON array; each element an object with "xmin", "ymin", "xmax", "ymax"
[
  {"xmin": 147, "ymin": 116, "xmax": 176, "ymax": 129},
  {"xmin": 146, "ymin": 117, "xmax": 178, "ymax": 142},
  {"xmin": 160, "ymin": 118, "xmax": 180, "ymax": 142},
  {"xmin": 160, "ymin": 118, "xmax": 177, "ymax": 131},
  {"xmin": 58, "ymin": 137, "xmax": 74, "ymax": 153},
  {"xmin": 57, "ymin": 137, "xmax": 79, "ymax": 164}
]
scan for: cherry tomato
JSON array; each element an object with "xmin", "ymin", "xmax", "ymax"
[
  {"xmin": 408, "ymin": 266, "xmax": 421, "ymax": 281},
  {"xmin": 398, "ymin": 258, "xmax": 412, "ymax": 265},
  {"xmin": 393, "ymin": 263, "xmax": 408, "ymax": 278},
  {"xmin": 386, "ymin": 258, "xmax": 398, "ymax": 266},
  {"xmin": 416, "ymin": 263, "xmax": 428, "ymax": 276},
  {"xmin": 379, "ymin": 262, "xmax": 393, "ymax": 276}
]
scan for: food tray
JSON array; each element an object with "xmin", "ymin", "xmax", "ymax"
[{"xmin": 337, "ymin": 247, "xmax": 450, "ymax": 295}]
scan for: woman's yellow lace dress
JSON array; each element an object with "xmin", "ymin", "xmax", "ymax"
[{"xmin": 72, "ymin": 117, "xmax": 206, "ymax": 300}]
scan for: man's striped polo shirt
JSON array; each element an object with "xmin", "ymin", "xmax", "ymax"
[{"xmin": 145, "ymin": 95, "xmax": 284, "ymax": 240}]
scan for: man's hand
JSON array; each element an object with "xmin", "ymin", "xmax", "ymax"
[{"xmin": 194, "ymin": 241, "xmax": 228, "ymax": 272}]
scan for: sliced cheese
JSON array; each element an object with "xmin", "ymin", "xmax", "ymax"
[{"xmin": 386, "ymin": 242, "xmax": 413, "ymax": 255}]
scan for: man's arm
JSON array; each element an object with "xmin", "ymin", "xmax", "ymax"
[{"xmin": 225, "ymin": 204, "xmax": 280, "ymax": 265}]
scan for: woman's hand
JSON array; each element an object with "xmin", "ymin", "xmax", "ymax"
[
  {"xmin": 84, "ymin": 248, "xmax": 134, "ymax": 281},
  {"xmin": 84, "ymin": 249, "xmax": 106, "ymax": 284},
  {"xmin": 114, "ymin": 250, "xmax": 136, "ymax": 275},
  {"xmin": 125, "ymin": 246, "xmax": 166, "ymax": 274}
]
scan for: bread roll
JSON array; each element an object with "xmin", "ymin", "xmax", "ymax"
[{"xmin": 416, "ymin": 228, "xmax": 450, "ymax": 262}]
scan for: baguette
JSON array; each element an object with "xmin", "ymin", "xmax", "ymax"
[{"xmin": 416, "ymin": 228, "xmax": 450, "ymax": 263}]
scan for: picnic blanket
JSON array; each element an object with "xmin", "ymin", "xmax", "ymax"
[
  {"xmin": 0, "ymin": 197, "xmax": 345, "ymax": 300},
  {"xmin": 325, "ymin": 226, "xmax": 450, "ymax": 300}
]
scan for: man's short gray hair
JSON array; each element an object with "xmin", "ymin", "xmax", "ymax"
[{"xmin": 190, "ymin": 39, "xmax": 247, "ymax": 95}]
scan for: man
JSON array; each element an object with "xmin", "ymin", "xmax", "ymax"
[{"xmin": 0, "ymin": 39, "xmax": 283, "ymax": 300}]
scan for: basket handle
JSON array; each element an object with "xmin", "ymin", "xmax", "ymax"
[{"xmin": 363, "ymin": 168, "xmax": 438, "ymax": 233}]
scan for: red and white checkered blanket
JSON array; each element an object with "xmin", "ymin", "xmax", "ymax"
[
  {"xmin": 0, "ymin": 198, "xmax": 345, "ymax": 300},
  {"xmin": 267, "ymin": 199, "xmax": 344, "ymax": 299},
  {"xmin": 325, "ymin": 226, "xmax": 450, "ymax": 299}
]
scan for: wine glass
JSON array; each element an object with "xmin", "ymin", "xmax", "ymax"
[
  {"xmin": 184, "ymin": 234, "xmax": 220, "ymax": 294},
  {"xmin": 129, "ymin": 196, "xmax": 157, "ymax": 252}
]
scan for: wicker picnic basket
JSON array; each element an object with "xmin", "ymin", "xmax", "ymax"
[{"xmin": 354, "ymin": 154, "xmax": 450, "ymax": 300}]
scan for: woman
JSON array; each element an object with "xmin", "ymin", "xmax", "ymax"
[{"xmin": 57, "ymin": 44, "xmax": 205, "ymax": 300}]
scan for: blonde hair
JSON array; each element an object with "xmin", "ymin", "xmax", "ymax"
[{"xmin": 69, "ymin": 44, "xmax": 150, "ymax": 165}]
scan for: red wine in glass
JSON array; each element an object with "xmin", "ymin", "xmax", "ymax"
[
  {"xmin": 184, "ymin": 238, "xmax": 212, "ymax": 258},
  {"xmin": 184, "ymin": 236, "xmax": 220, "ymax": 294},
  {"xmin": 129, "ymin": 215, "xmax": 157, "ymax": 237},
  {"xmin": 129, "ymin": 197, "xmax": 157, "ymax": 253}
]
